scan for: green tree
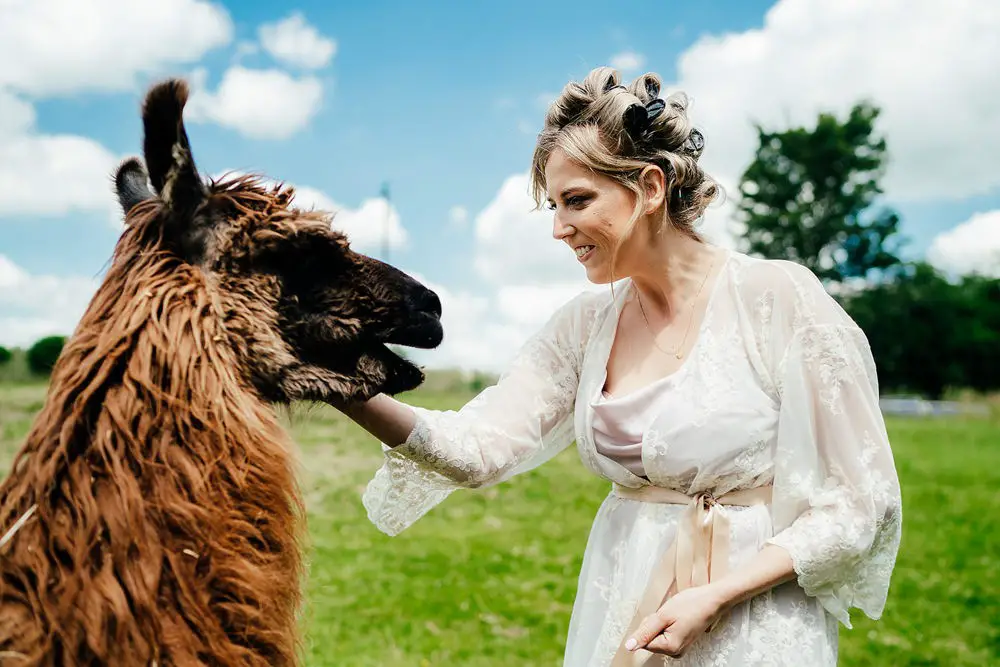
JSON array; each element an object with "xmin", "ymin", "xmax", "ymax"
[
  {"xmin": 0, "ymin": 345, "xmax": 11, "ymax": 365},
  {"xmin": 27, "ymin": 335, "xmax": 66, "ymax": 375},
  {"xmin": 737, "ymin": 102, "xmax": 904, "ymax": 284},
  {"xmin": 841, "ymin": 262, "xmax": 1000, "ymax": 399}
]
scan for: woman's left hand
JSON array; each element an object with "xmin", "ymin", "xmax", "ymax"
[{"xmin": 625, "ymin": 584, "xmax": 727, "ymax": 658}]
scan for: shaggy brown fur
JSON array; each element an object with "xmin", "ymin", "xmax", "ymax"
[{"xmin": 0, "ymin": 79, "xmax": 441, "ymax": 666}]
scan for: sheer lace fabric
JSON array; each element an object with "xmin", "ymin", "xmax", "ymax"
[{"xmin": 362, "ymin": 250, "xmax": 902, "ymax": 666}]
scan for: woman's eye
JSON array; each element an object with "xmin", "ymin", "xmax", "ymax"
[
  {"xmin": 546, "ymin": 201, "xmax": 557, "ymax": 211},
  {"xmin": 567, "ymin": 196, "xmax": 588, "ymax": 208}
]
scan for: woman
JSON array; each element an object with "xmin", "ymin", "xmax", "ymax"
[{"xmin": 341, "ymin": 67, "xmax": 902, "ymax": 665}]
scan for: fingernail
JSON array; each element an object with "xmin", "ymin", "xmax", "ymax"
[{"xmin": 626, "ymin": 638, "xmax": 637, "ymax": 651}]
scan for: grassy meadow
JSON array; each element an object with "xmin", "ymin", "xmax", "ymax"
[{"xmin": 0, "ymin": 379, "xmax": 997, "ymax": 666}]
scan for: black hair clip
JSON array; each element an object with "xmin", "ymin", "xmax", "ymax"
[
  {"xmin": 623, "ymin": 97, "xmax": 666, "ymax": 142},
  {"xmin": 684, "ymin": 128, "xmax": 705, "ymax": 157}
]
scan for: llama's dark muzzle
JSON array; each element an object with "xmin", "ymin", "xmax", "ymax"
[
  {"xmin": 384, "ymin": 312, "xmax": 443, "ymax": 349},
  {"xmin": 379, "ymin": 276, "xmax": 443, "ymax": 350}
]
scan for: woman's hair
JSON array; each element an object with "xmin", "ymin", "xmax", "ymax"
[{"xmin": 530, "ymin": 66, "xmax": 720, "ymax": 253}]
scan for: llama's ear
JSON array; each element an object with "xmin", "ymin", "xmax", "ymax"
[
  {"xmin": 113, "ymin": 157, "xmax": 154, "ymax": 217},
  {"xmin": 141, "ymin": 79, "xmax": 207, "ymax": 222}
]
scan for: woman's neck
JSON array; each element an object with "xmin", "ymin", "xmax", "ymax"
[{"xmin": 626, "ymin": 226, "xmax": 720, "ymax": 318}]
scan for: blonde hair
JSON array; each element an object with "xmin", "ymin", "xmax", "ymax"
[{"xmin": 530, "ymin": 66, "xmax": 720, "ymax": 265}]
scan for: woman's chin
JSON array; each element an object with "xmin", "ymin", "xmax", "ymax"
[{"xmin": 583, "ymin": 264, "xmax": 614, "ymax": 285}]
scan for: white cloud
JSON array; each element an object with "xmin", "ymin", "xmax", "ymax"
[
  {"xmin": 404, "ymin": 277, "xmax": 503, "ymax": 371},
  {"xmin": 473, "ymin": 173, "xmax": 584, "ymax": 286},
  {"xmin": 671, "ymin": 0, "xmax": 1000, "ymax": 203},
  {"xmin": 405, "ymin": 274, "xmax": 600, "ymax": 373},
  {"xmin": 449, "ymin": 205, "xmax": 468, "ymax": 229},
  {"xmin": 187, "ymin": 67, "xmax": 324, "ymax": 139},
  {"xmin": 496, "ymin": 283, "xmax": 600, "ymax": 329},
  {"xmin": 0, "ymin": 90, "xmax": 35, "ymax": 138},
  {"xmin": 0, "ymin": 255, "xmax": 99, "ymax": 347},
  {"xmin": 406, "ymin": 281, "xmax": 605, "ymax": 373},
  {"xmin": 259, "ymin": 12, "xmax": 337, "ymax": 69},
  {"xmin": 0, "ymin": 88, "xmax": 119, "ymax": 219},
  {"xmin": 322, "ymin": 195, "xmax": 408, "ymax": 253},
  {"xmin": 928, "ymin": 210, "xmax": 1000, "ymax": 278},
  {"xmin": 611, "ymin": 51, "xmax": 646, "ymax": 72},
  {"xmin": 232, "ymin": 40, "xmax": 260, "ymax": 64},
  {"xmin": 400, "ymin": 174, "xmax": 606, "ymax": 371},
  {"xmin": 0, "ymin": 0, "xmax": 235, "ymax": 220},
  {"xmin": 696, "ymin": 190, "xmax": 741, "ymax": 249},
  {"xmin": 0, "ymin": 0, "xmax": 232, "ymax": 96},
  {"xmin": 0, "ymin": 134, "xmax": 119, "ymax": 218}
]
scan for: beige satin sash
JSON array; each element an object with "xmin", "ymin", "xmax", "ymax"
[{"xmin": 610, "ymin": 484, "xmax": 772, "ymax": 667}]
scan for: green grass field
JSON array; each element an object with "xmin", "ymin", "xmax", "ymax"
[{"xmin": 1, "ymin": 382, "xmax": 997, "ymax": 666}]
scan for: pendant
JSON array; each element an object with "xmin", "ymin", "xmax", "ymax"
[{"xmin": 675, "ymin": 351, "xmax": 683, "ymax": 359}]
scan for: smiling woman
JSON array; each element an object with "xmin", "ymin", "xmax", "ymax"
[
  {"xmin": 340, "ymin": 66, "xmax": 902, "ymax": 667},
  {"xmin": 533, "ymin": 73, "xmax": 718, "ymax": 288}
]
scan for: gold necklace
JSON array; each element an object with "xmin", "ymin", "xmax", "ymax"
[{"xmin": 635, "ymin": 252, "xmax": 717, "ymax": 359}]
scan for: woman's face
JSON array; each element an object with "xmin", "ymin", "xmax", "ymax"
[{"xmin": 545, "ymin": 149, "xmax": 655, "ymax": 284}]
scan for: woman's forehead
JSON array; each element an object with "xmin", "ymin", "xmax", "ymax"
[{"xmin": 545, "ymin": 152, "xmax": 596, "ymax": 189}]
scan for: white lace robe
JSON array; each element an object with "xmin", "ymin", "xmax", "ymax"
[{"xmin": 362, "ymin": 250, "xmax": 902, "ymax": 666}]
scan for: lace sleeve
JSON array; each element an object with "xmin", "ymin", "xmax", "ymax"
[
  {"xmin": 754, "ymin": 263, "xmax": 902, "ymax": 628},
  {"xmin": 362, "ymin": 291, "xmax": 603, "ymax": 536}
]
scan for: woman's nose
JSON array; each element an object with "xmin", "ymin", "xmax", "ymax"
[{"xmin": 552, "ymin": 213, "xmax": 573, "ymax": 241}]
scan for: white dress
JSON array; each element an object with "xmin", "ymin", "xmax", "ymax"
[{"xmin": 361, "ymin": 249, "xmax": 903, "ymax": 666}]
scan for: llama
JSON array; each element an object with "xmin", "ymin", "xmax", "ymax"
[{"xmin": 0, "ymin": 79, "xmax": 442, "ymax": 666}]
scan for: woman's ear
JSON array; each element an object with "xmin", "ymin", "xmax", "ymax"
[{"xmin": 638, "ymin": 165, "xmax": 666, "ymax": 214}]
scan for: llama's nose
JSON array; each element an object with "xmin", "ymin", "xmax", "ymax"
[{"xmin": 415, "ymin": 289, "xmax": 442, "ymax": 318}]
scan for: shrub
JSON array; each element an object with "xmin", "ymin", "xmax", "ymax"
[{"xmin": 27, "ymin": 336, "xmax": 67, "ymax": 375}]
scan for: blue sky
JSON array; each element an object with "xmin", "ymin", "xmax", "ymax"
[{"xmin": 1, "ymin": 0, "xmax": 998, "ymax": 368}]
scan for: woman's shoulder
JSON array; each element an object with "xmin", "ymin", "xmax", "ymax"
[
  {"xmin": 728, "ymin": 250, "xmax": 825, "ymax": 300},
  {"xmin": 726, "ymin": 250, "xmax": 853, "ymax": 330},
  {"xmin": 535, "ymin": 286, "xmax": 617, "ymax": 353}
]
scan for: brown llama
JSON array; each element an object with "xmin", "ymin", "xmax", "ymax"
[{"xmin": 0, "ymin": 79, "xmax": 442, "ymax": 666}]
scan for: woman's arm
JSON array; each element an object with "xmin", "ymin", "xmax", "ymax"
[
  {"xmin": 340, "ymin": 393, "xmax": 416, "ymax": 448},
  {"xmin": 359, "ymin": 291, "xmax": 604, "ymax": 535},
  {"xmin": 625, "ymin": 546, "xmax": 796, "ymax": 657},
  {"xmin": 710, "ymin": 544, "xmax": 796, "ymax": 609}
]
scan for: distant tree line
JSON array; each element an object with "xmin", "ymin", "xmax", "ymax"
[
  {"xmin": 737, "ymin": 102, "xmax": 999, "ymax": 399},
  {"xmin": 0, "ymin": 336, "xmax": 66, "ymax": 377},
  {"xmin": 842, "ymin": 264, "xmax": 998, "ymax": 399}
]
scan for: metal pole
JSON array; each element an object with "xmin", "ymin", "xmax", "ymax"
[{"xmin": 380, "ymin": 181, "xmax": 391, "ymax": 262}]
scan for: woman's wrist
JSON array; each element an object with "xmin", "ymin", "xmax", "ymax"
[
  {"xmin": 339, "ymin": 393, "xmax": 417, "ymax": 447},
  {"xmin": 705, "ymin": 544, "xmax": 798, "ymax": 612},
  {"xmin": 705, "ymin": 578, "xmax": 742, "ymax": 614}
]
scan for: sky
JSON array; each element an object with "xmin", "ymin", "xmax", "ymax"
[{"xmin": 1, "ymin": 0, "xmax": 998, "ymax": 371}]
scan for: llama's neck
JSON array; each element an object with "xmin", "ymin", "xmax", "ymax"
[
  {"xmin": 6, "ymin": 253, "xmax": 293, "ymax": 508},
  {"xmin": 0, "ymin": 221, "xmax": 303, "ymax": 667}
]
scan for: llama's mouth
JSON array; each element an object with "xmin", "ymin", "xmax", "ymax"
[
  {"xmin": 380, "ymin": 313, "xmax": 444, "ymax": 350},
  {"xmin": 369, "ymin": 316, "xmax": 443, "ymax": 395},
  {"xmin": 351, "ymin": 342, "xmax": 427, "ymax": 397}
]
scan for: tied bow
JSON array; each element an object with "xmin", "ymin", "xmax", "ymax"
[{"xmin": 609, "ymin": 484, "xmax": 772, "ymax": 667}]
